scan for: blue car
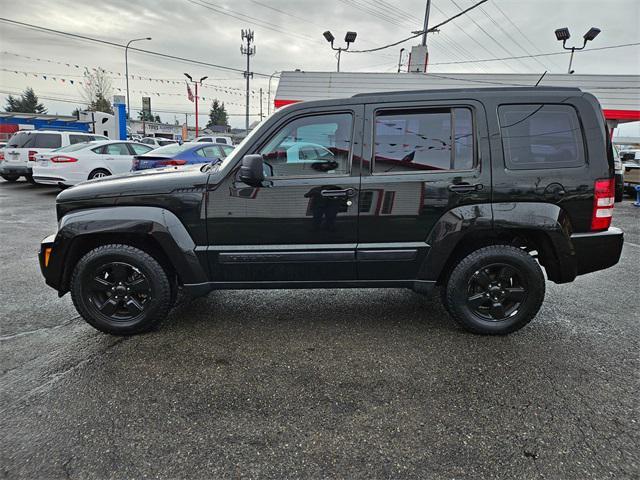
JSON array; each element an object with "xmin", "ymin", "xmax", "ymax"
[{"xmin": 132, "ymin": 142, "xmax": 234, "ymax": 171}]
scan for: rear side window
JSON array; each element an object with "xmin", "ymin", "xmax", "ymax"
[
  {"xmin": 498, "ymin": 104, "xmax": 585, "ymax": 170},
  {"xmin": 130, "ymin": 144, "xmax": 153, "ymax": 155},
  {"xmin": 197, "ymin": 138, "xmax": 211, "ymax": 142},
  {"xmin": 215, "ymin": 137, "xmax": 227, "ymax": 144},
  {"xmin": 33, "ymin": 133, "xmax": 62, "ymax": 148},
  {"xmin": 373, "ymin": 108, "xmax": 474, "ymax": 173}
]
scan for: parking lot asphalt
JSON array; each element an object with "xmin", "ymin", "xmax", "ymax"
[{"xmin": 0, "ymin": 178, "xmax": 638, "ymax": 479}]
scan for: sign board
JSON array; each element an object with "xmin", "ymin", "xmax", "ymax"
[{"xmin": 142, "ymin": 97, "xmax": 151, "ymax": 116}]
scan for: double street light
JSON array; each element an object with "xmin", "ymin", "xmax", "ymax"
[
  {"xmin": 125, "ymin": 37, "xmax": 152, "ymax": 119},
  {"xmin": 554, "ymin": 26, "xmax": 601, "ymax": 74},
  {"xmin": 184, "ymin": 73, "xmax": 208, "ymax": 138},
  {"xmin": 323, "ymin": 30, "xmax": 357, "ymax": 72}
]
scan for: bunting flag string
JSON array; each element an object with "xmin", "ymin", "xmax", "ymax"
[{"xmin": 1, "ymin": 51, "xmax": 261, "ymax": 95}]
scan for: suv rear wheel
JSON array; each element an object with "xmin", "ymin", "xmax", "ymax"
[
  {"xmin": 70, "ymin": 244, "xmax": 173, "ymax": 335},
  {"xmin": 443, "ymin": 245, "xmax": 545, "ymax": 335}
]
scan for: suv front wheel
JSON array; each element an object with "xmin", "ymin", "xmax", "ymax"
[
  {"xmin": 443, "ymin": 245, "xmax": 545, "ymax": 335},
  {"xmin": 70, "ymin": 244, "xmax": 173, "ymax": 335}
]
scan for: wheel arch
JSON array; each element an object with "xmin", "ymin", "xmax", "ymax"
[
  {"xmin": 421, "ymin": 202, "xmax": 578, "ymax": 285},
  {"xmin": 49, "ymin": 206, "xmax": 208, "ymax": 294}
]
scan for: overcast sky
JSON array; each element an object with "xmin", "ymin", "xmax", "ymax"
[{"xmin": 0, "ymin": 0, "xmax": 638, "ymax": 132}]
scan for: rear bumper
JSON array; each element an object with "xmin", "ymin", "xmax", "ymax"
[
  {"xmin": 0, "ymin": 164, "xmax": 32, "ymax": 175},
  {"xmin": 571, "ymin": 227, "xmax": 623, "ymax": 276}
]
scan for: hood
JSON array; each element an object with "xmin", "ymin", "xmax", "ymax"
[{"xmin": 57, "ymin": 164, "xmax": 213, "ymax": 203}]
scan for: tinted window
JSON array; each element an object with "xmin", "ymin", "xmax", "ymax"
[
  {"xmin": 215, "ymin": 137, "xmax": 228, "ymax": 144},
  {"xmin": 498, "ymin": 104, "xmax": 585, "ymax": 170},
  {"xmin": 104, "ymin": 143, "xmax": 130, "ymax": 155},
  {"xmin": 373, "ymin": 108, "xmax": 473, "ymax": 173},
  {"xmin": 34, "ymin": 133, "xmax": 62, "ymax": 149},
  {"xmin": 69, "ymin": 134, "xmax": 94, "ymax": 144},
  {"xmin": 260, "ymin": 113, "xmax": 352, "ymax": 177},
  {"xmin": 158, "ymin": 140, "xmax": 176, "ymax": 146},
  {"xmin": 141, "ymin": 139, "xmax": 153, "ymax": 145},
  {"xmin": 197, "ymin": 138, "xmax": 212, "ymax": 142},
  {"xmin": 220, "ymin": 145, "xmax": 234, "ymax": 157},
  {"xmin": 130, "ymin": 143, "xmax": 153, "ymax": 155},
  {"xmin": 7, "ymin": 132, "xmax": 34, "ymax": 148}
]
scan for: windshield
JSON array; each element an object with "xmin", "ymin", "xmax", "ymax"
[{"xmin": 142, "ymin": 142, "xmax": 196, "ymax": 156}]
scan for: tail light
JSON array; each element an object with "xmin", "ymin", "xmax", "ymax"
[
  {"xmin": 591, "ymin": 178, "xmax": 614, "ymax": 231},
  {"xmin": 132, "ymin": 159, "xmax": 139, "ymax": 169},
  {"xmin": 0, "ymin": 151, "xmax": 4, "ymax": 161},
  {"xmin": 156, "ymin": 159, "xmax": 187, "ymax": 166},
  {"xmin": 28, "ymin": 150, "xmax": 37, "ymax": 161},
  {"xmin": 51, "ymin": 155, "xmax": 78, "ymax": 163}
]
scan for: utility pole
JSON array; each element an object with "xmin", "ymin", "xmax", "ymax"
[
  {"xmin": 241, "ymin": 29, "xmax": 255, "ymax": 134},
  {"xmin": 421, "ymin": 0, "xmax": 431, "ymax": 46}
]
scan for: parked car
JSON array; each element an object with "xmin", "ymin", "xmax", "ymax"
[
  {"xmin": 0, "ymin": 130, "xmax": 107, "ymax": 182},
  {"xmin": 39, "ymin": 87, "xmax": 623, "ymax": 336},
  {"xmin": 131, "ymin": 142, "xmax": 234, "ymax": 171},
  {"xmin": 140, "ymin": 137, "xmax": 177, "ymax": 148},
  {"xmin": 620, "ymin": 149, "xmax": 640, "ymax": 194},
  {"xmin": 195, "ymin": 135, "xmax": 233, "ymax": 146},
  {"xmin": 32, "ymin": 140, "xmax": 153, "ymax": 187}
]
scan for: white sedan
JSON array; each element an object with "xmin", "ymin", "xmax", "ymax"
[{"xmin": 32, "ymin": 140, "xmax": 153, "ymax": 187}]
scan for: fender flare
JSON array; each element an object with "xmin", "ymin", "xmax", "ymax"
[
  {"xmin": 419, "ymin": 202, "xmax": 577, "ymax": 283},
  {"xmin": 49, "ymin": 206, "xmax": 208, "ymax": 291}
]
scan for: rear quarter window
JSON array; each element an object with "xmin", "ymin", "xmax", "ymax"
[
  {"xmin": 498, "ymin": 104, "xmax": 585, "ymax": 170},
  {"xmin": 69, "ymin": 134, "xmax": 95, "ymax": 144},
  {"xmin": 34, "ymin": 133, "xmax": 62, "ymax": 149}
]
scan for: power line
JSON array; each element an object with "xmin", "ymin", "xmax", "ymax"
[
  {"xmin": 0, "ymin": 17, "xmax": 271, "ymax": 78},
  {"xmin": 428, "ymin": 41, "xmax": 640, "ymax": 65}
]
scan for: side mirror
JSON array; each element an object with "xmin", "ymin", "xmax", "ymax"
[{"xmin": 238, "ymin": 154, "xmax": 265, "ymax": 187}]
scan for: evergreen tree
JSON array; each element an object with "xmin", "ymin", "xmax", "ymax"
[
  {"xmin": 206, "ymin": 99, "xmax": 229, "ymax": 129},
  {"xmin": 138, "ymin": 110, "xmax": 161, "ymax": 122},
  {"xmin": 4, "ymin": 87, "xmax": 47, "ymax": 114}
]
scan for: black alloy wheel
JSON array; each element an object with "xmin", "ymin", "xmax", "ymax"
[
  {"xmin": 444, "ymin": 245, "xmax": 545, "ymax": 335},
  {"xmin": 466, "ymin": 263, "xmax": 527, "ymax": 321},
  {"xmin": 87, "ymin": 261, "xmax": 151, "ymax": 321},
  {"xmin": 71, "ymin": 244, "xmax": 173, "ymax": 335}
]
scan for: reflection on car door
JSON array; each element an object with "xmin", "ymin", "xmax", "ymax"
[{"xmin": 205, "ymin": 106, "xmax": 364, "ymax": 283}]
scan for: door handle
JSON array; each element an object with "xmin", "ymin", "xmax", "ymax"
[
  {"xmin": 448, "ymin": 183, "xmax": 483, "ymax": 193},
  {"xmin": 320, "ymin": 188, "xmax": 356, "ymax": 198}
]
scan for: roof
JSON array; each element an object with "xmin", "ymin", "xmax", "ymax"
[{"xmin": 275, "ymin": 71, "xmax": 640, "ymax": 122}]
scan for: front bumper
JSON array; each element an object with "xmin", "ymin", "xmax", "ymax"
[
  {"xmin": 39, "ymin": 234, "xmax": 64, "ymax": 294},
  {"xmin": 0, "ymin": 164, "xmax": 32, "ymax": 175},
  {"xmin": 571, "ymin": 227, "xmax": 624, "ymax": 276}
]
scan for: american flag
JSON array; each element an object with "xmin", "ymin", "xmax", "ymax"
[{"xmin": 186, "ymin": 82, "xmax": 194, "ymax": 102}]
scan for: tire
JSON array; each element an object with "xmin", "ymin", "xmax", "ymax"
[
  {"xmin": 443, "ymin": 245, "xmax": 545, "ymax": 335},
  {"xmin": 1, "ymin": 174, "xmax": 19, "ymax": 182},
  {"xmin": 25, "ymin": 174, "xmax": 36, "ymax": 184},
  {"xmin": 70, "ymin": 244, "xmax": 173, "ymax": 335},
  {"xmin": 88, "ymin": 169, "xmax": 111, "ymax": 180}
]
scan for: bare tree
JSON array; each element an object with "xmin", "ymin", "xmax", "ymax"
[{"xmin": 81, "ymin": 68, "xmax": 114, "ymax": 114}]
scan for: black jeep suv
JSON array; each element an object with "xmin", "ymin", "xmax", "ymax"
[{"xmin": 39, "ymin": 87, "xmax": 623, "ymax": 335}]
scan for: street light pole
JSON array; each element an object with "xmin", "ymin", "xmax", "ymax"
[
  {"xmin": 267, "ymin": 71, "xmax": 280, "ymax": 115},
  {"xmin": 323, "ymin": 31, "xmax": 357, "ymax": 72},
  {"xmin": 184, "ymin": 73, "xmax": 208, "ymax": 138},
  {"xmin": 554, "ymin": 26, "xmax": 601, "ymax": 74},
  {"xmin": 125, "ymin": 37, "xmax": 151, "ymax": 119}
]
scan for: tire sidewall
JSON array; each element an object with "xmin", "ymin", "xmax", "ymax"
[
  {"xmin": 72, "ymin": 246, "xmax": 169, "ymax": 334},
  {"xmin": 89, "ymin": 169, "xmax": 110, "ymax": 180},
  {"xmin": 447, "ymin": 247, "xmax": 545, "ymax": 334}
]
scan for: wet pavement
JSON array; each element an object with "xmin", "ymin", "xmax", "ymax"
[{"xmin": 1, "ymin": 178, "xmax": 639, "ymax": 479}]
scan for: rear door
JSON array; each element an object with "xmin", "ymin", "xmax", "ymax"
[{"xmin": 358, "ymin": 100, "xmax": 491, "ymax": 280}]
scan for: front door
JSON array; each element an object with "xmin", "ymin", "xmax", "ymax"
[
  {"xmin": 205, "ymin": 106, "xmax": 364, "ymax": 283},
  {"xmin": 357, "ymin": 100, "xmax": 491, "ymax": 280}
]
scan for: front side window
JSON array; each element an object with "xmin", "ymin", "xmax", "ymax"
[
  {"xmin": 34, "ymin": 134, "xmax": 62, "ymax": 149},
  {"xmin": 130, "ymin": 144, "xmax": 153, "ymax": 155},
  {"xmin": 195, "ymin": 146, "xmax": 220, "ymax": 158},
  {"xmin": 373, "ymin": 108, "xmax": 474, "ymax": 173},
  {"xmin": 498, "ymin": 104, "xmax": 585, "ymax": 170},
  {"xmin": 260, "ymin": 113, "xmax": 353, "ymax": 177}
]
